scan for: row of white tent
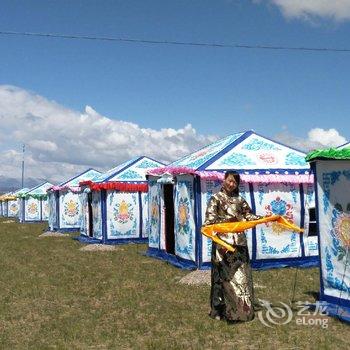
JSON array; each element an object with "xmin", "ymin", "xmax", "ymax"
[
  {"xmin": 1, "ymin": 130, "xmax": 321, "ymax": 269},
  {"xmin": 1, "ymin": 129, "xmax": 349, "ymax": 322}
]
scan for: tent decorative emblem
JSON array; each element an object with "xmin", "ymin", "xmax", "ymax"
[
  {"xmin": 64, "ymin": 200, "xmax": 79, "ymax": 217},
  {"xmin": 331, "ymin": 205, "xmax": 350, "ymax": 259},
  {"xmin": 265, "ymin": 197, "xmax": 293, "ymax": 234},
  {"xmin": 258, "ymin": 152, "xmax": 277, "ymax": 165},
  {"xmin": 177, "ymin": 197, "xmax": 190, "ymax": 235},
  {"xmin": 28, "ymin": 202, "xmax": 38, "ymax": 215},
  {"xmin": 150, "ymin": 197, "xmax": 159, "ymax": 226},
  {"xmin": 10, "ymin": 203, "xmax": 18, "ymax": 213},
  {"xmin": 114, "ymin": 200, "xmax": 133, "ymax": 224}
]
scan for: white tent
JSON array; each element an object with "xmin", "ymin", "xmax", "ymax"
[
  {"xmin": 306, "ymin": 148, "xmax": 350, "ymax": 323},
  {"xmin": 19, "ymin": 182, "xmax": 54, "ymax": 222},
  {"xmin": 147, "ymin": 130, "xmax": 318, "ymax": 269},
  {"xmin": 0, "ymin": 192, "xmax": 13, "ymax": 217},
  {"xmin": 47, "ymin": 168, "xmax": 101, "ymax": 232},
  {"xmin": 78, "ymin": 156, "xmax": 164, "ymax": 244},
  {"xmin": 4, "ymin": 188, "xmax": 30, "ymax": 218}
]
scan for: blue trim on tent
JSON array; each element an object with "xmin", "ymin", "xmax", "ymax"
[
  {"xmin": 21, "ymin": 220, "xmax": 48, "ymax": 224},
  {"xmin": 146, "ymin": 247, "xmax": 198, "ymax": 270},
  {"xmin": 56, "ymin": 227, "xmax": 80, "ymax": 233},
  {"xmin": 58, "ymin": 168, "xmax": 100, "ymax": 187},
  {"xmin": 194, "ymin": 176, "xmax": 203, "ymax": 268},
  {"xmin": 102, "ymin": 157, "xmax": 143, "ymax": 182},
  {"xmin": 168, "ymin": 130, "xmax": 248, "ymax": 167},
  {"xmin": 248, "ymin": 183, "xmax": 257, "ymax": 262},
  {"xmin": 75, "ymin": 235, "xmax": 102, "ymax": 244},
  {"xmin": 75, "ymin": 234, "xmax": 148, "ymax": 245},
  {"xmin": 138, "ymin": 191, "xmax": 143, "ymax": 238},
  {"xmin": 197, "ymin": 131, "xmax": 253, "ymax": 170},
  {"xmin": 299, "ymin": 183, "xmax": 306, "ymax": 258},
  {"xmin": 251, "ymin": 256, "xmax": 319, "ymax": 270},
  {"xmin": 101, "ymin": 190, "xmax": 107, "ymax": 243},
  {"xmin": 319, "ymin": 293, "xmax": 350, "ymax": 309},
  {"xmin": 311, "ymin": 301, "xmax": 350, "ymax": 324}
]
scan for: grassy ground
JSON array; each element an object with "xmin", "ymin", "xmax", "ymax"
[{"xmin": 0, "ymin": 217, "xmax": 348, "ymax": 349}]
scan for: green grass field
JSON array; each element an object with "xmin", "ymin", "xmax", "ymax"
[{"xmin": 0, "ymin": 217, "xmax": 348, "ymax": 349}]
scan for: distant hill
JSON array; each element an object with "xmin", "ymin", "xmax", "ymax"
[{"xmin": 0, "ymin": 176, "xmax": 42, "ymax": 193}]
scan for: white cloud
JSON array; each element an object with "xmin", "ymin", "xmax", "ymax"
[
  {"xmin": 0, "ymin": 85, "xmax": 217, "ymax": 184},
  {"xmin": 274, "ymin": 127, "xmax": 347, "ymax": 152},
  {"xmin": 308, "ymin": 127, "xmax": 347, "ymax": 147},
  {"xmin": 260, "ymin": 0, "xmax": 350, "ymax": 22}
]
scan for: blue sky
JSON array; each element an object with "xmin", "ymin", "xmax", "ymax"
[{"xmin": 1, "ymin": 0, "xmax": 350, "ymax": 184}]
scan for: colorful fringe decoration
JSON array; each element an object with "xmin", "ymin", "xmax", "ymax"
[
  {"xmin": 201, "ymin": 215, "xmax": 304, "ymax": 253},
  {"xmin": 79, "ymin": 180, "xmax": 148, "ymax": 193}
]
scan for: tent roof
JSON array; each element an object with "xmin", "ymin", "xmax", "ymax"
[
  {"xmin": 58, "ymin": 168, "xmax": 101, "ymax": 187},
  {"xmin": 306, "ymin": 148, "xmax": 350, "ymax": 162},
  {"xmin": 95, "ymin": 156, "xmax": 165, "ymax": 183},
  {"xmin": 170, "ymin": 130, "xmax": 309, "ymax": 174},
  {"xmin": 22, "ymin": 181, "xmax": 54, "ymax": 197}
]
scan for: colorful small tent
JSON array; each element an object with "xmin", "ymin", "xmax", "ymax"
[
  {"xmin": 47, "ymin": 168, "xmax": 101, "ymax": 232},
  {"xmin": 3, "ymin": 188, "xmax": 30, "ymax": 218},
  {"xmin": 147, "ymin": 130, "xmax": 318, "ymax": 269},
  {"xmin": 306, "ymin": 148, "xmax": 350, "ymax": 323},
  {"xmin": 19, "ymin": 182, "xmax": 54, "ymax": 222},
  {"xmin": 78, "ymin": 156, "xmax": 164, "ymax": 244},
  {"xmin": 0, "ymin": 192, "xmax": 13, "ymax": 217}
]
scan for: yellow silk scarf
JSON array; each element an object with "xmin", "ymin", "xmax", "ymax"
[{"xmin": 201, "ymin": 215, "xmax": 304, "ymax": 253}]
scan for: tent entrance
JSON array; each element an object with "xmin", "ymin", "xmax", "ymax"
[
  {"xmin": 87, "ymin": 193, "xmax": 93, "ymax": 237},
  {"xmin": 163, "ymin": 184, "xmax": 175, "ymax": 255}
]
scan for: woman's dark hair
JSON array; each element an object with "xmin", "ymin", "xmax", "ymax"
[{"xmin": 224, "ymin": 171, "xmax": 240, "ymax": 185}]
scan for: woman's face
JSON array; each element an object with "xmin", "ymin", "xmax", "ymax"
[{"xmin": 223, "ymin": 175, "xmax": 238, "ymax": 193}]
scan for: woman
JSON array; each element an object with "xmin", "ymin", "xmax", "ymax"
[{"xmin": 204, "ymin": 171, "xmax": 262, "ymax": 323}]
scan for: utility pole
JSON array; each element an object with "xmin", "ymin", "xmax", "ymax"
[{"xmin": 21, "ymin": 144, "xmax": 25, "ymax": 189}]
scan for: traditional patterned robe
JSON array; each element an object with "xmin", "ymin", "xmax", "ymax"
[{"xmin": 204, "ymin": 187, "xmax": 262, "ymax": 322}]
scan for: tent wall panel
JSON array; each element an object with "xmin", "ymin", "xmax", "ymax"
[
  {"xmin": 92, "ymin": 191, "xmax": 102, "ymax": 239},
  {"xmin": 48, "ymin": 192, "xmax": 58, "ymax": 231},
  {"xmin": 253, "ymin": 183, "xmax": 303, "ymax": 260},
  {"xmin": 41, "ymin": 198, "xmax": 49, "ymax": 221},
  {"xmin": 174, "ymin": 175, "xmax": 196, "ymax": 262},
  {"xmin": 80, "ymin": 192, "xmax": 89, "ymax": 236},
  {"xmin": 24, "ymin": 197, "xmax": 41, "ymax": 221},
  {"xmin": 59, "ymin": 191, "xmax": 82, "ymax": 229},
  {"xmin": 7, "ymin": 200, "xmax": 19, "ymax": 217},
  {"xmin": 3, "ymin": 201, "xmax": 8, "ymax": 217},
  {"xmin": 106, "ymin": 191, "xmax": 140, "ymax": 239},
  {"xmin": 141, "ymin": 192, "xmax": 149, "ymax": 238},
  {"xmin": 148, "ymin": 179, "xmax": 161, "ymax": 249}
]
